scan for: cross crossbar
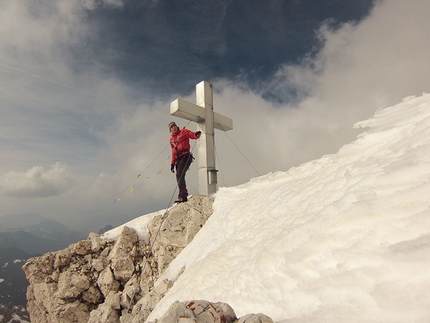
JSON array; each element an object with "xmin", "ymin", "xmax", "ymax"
[
  {"xmin": 169, "ymin": 81, "xmax": 233, "ymax": 195},
  {"xmin": 170, "ymin": 98, "xmax": 233, "ymax": 131}
]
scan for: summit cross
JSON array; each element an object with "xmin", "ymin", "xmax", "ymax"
[{"xmin": 170, "ymin": 81, "xmax": 233, "ymax": 195}]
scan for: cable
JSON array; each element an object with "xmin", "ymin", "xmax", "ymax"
[
  {"xmin": 114, "ymin": 144, "xmax": 170, "ymax": 203},
  {"xmin": 216, "ymin": 122, "xmax": 261, "ymax": 176},
  {"xmin": 115, "ymin": 122, "xmax": 193, "ymax": 203},
  {"xmin": 120, "ymin": 139, "xmax": 199, "ymax": 312},
  {"xmin": 153, "ymin": 140, "xmax": 197, "ymax": 234},
  {"xmin": 214, "ymin": 144, "xmax": 226, "ymax": 186}
]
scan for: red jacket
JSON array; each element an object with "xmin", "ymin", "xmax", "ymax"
[{"xmin": 170, "ymin": 128, "xmax": 200, "ymax": 165}]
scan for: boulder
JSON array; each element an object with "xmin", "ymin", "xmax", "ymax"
[{"xmin": 156, "ymin": 300, "xmax": 237, "ymax": 323}]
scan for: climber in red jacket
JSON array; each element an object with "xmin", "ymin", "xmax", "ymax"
[{"xmin": 169, "ymin": 121, "xmax": 201, "ymax": 203}]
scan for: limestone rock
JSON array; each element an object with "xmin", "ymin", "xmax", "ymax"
[
  {"xmin": 89, "ymin": 232, "xmax": 103, "ymax": 252},
  {"xmin": 23, "ymin": 252, "xmax": 54, "ymax": 283},
  {"xmin": 97, "ymin": 266, "xmax": 120, "ymax": 297},
  {"xmin": 82, "ymin": 285, "xmax": 103, "ymax": 304},
  {"xmin": 92, "ymin": 257, "xmax": 106, "ymax": 272},
  {"xmin": 111, "ymin": 254, "xmax": 135, "ymax": 282},
  {"xmin": 156, "ymin": 300, "xmax": 237, "ymax": 323},
  {"xmin": 237, "ymin": 314, "xmax": 274, "ymax": 323},
  {"xmin": 73, "ymin": 240, "xmax": 93, "ymax": 255},
  {"xmin": 108, "ymin": 226, "xmax": 139, "ymax": 282},
  {"xmin": 149, "ymin": 195, "xmax": 214, "ymax": 273},
  {"xmin": 23, "ymin": 195, "xmax": 214, "ymax": 323},
  {"xmin": 56, "ymin": 270, "xmax": 90, "ymax": 299},
  {"xmin": 22, "ymin": 195, "xmax": 275, "ymax": 323},
  {"xmin": 121, "ymin": 275, "xmax": 140, "ymax": 308},
  {"xmin": 53, "ymin": 249, "xmax": 72, "ymax": 269},
  {"xmin": 54, "ymin": 301, "xmax": 90, "ymax": 323},
  {"xmin": 88, "ymin": 303, "xmax": 119, "ymax": 323},
  {"xmin": 108, "ymin": 226, "xmax": 139, "ymax": 260}
]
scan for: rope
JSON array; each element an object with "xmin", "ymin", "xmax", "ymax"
[
  {"xmin": 113, "ymin": 144, "xmax": 170, "ymax": 203},
  {"xmin": 124, "ymin": 155, "xmax": 186, "ymax": 313},
  {"xmin": 115, "ymin": 122, "xmax": 193, "ymax": 203},
  {"xmin": 214, "ymin": 144, "xmax": 226, "ymax": 186},
  {"xmin": 125, "ymin": 142, "xmax": 198, "ymax": 312},
  {"xmin": 151, "ymin": 139, "xmax": 198, "ymax": 247},
  {"xmin": 215, "ymin": 122, "xmax": 261, "ymax": 176}
]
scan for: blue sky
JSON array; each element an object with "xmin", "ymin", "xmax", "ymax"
[
  {"xmin": 1, "ymin": 0, "xmax": 429, "ymax": 229},
  {"xmin": 79, "ymin": 0, "xmax": 373, "ymax": 101}
]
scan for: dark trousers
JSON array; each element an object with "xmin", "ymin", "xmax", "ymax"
[{"xmin": 175, "ymin": 154, "xmax": 193, "ymax": 199}]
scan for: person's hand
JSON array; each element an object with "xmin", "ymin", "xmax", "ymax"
[
  {"xmin": 171, "ymin": 164, "xmax": 175, "ymax": 173},
  {"xmin": 195, "ymin": 131, "xmax": 202, "ymax": 137}
]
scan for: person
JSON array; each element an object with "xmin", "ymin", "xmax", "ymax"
[{"xmin": 169, "ymin": 121, "xmax": 201, "ymax": 202}]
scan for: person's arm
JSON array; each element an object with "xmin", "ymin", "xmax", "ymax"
[{"xmin": 183, "ymin": 129, "xmax": 201, "ymax": 139}]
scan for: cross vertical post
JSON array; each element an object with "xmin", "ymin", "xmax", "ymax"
[
  {"xmin": 196, "ymin": 81, "xmax": 216, "ymax": 195},
  {"xmin": 170, "ymin": 81, "xmax": 233, "ymax": 196}
]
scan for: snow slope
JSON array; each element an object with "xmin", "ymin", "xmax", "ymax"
[{"xmin": 109, "ymin": 93, "xmax": 430, "ymax": 323}]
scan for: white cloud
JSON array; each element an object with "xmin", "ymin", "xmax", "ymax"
[
  {"xmin": 93, "ymin": 0, "xmax": 430, "ymax": 209},
  {"xmin": 0, "ymin": 162, "xmax": 74, "ymax": 198},
  {"xmin": 0, "ymin": 0, "xmax": 87, "ymax": 62},
  {"xmin": 245, "ymin": 0, "xmax": 430, "ymax": 169},
  {"xmin": 81, "ymin": 0, "xmax": 153, "ymax": 10},
  {"xmin": 1, "ymin": 0, "xmax": 430, "ymax": 223},
  {"xmin": 277, "ymin": 0, "xmax": 430, "ymax": 107}
]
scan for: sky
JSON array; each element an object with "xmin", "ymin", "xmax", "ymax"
[
  {"xmin": 1, "ymin": 0, "xmax": 430, "ymax": 229},
  {"xmin": 105, "ymin": 93, "xmax": 430, "ymax": 323}
]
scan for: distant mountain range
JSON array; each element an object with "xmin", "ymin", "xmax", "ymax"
[
  {"xmin": 0, "ymin": 213, "xmax": 49, "ymax": 231},
  {"xmin": 0, "ymin": 248, "xmax": 32, "ymax": 306},
  {"xmin": 62, "ymin": 210, "xmax": 139, "ymax": 238},
  {"xmin": 0, "ymin": 302, "xmax": 30, "ymax": 322},
  {"xmin": 0, "ymin": 211, "xmax": 138, "ymax": 308},
  {"xmin": 0, "ymin": 218, "xmax": 81, "ymax": 255},
  {"xmin": 0, "ymin": 213, "xmax": 83, "ymax": 307}
]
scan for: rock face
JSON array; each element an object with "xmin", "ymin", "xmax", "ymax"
[{"xmin": 22, "ymin": 195, "xmax": 274, "ymax": 323}]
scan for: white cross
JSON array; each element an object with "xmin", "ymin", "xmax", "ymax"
[{"xmin": 170, "ymin": 81, "xmax": 233, "ymax": 195}]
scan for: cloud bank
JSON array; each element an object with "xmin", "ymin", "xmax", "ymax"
[
  {"xmin": 0, "ymin": 162, "xmax": 74, "ymax": 198},
  {"xmin": 1, "ymin": 0, "xmax": 430, "ymax": 225}
]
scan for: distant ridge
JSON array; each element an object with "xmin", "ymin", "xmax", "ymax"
[
  {"xmin": 0, "ymin": 213, "xmax": 82, "ymax": 308},
  {"xmin": 0, "ymin": 213, "xmax": 52, "ymax": 232}
]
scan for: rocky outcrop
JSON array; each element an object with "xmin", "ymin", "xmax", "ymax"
[
  {"xmin": 22, "ymin": 195, "xmax": 274, "ymax": 323},
  {"xmin": 155, "ymin": 300, "xmax": 273, "ymax": 323}
]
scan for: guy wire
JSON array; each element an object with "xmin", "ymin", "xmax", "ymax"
[
  {"xmin": 114, "ymin": 144, "xmax": 170, "ymax": 203},
  {"xmin": 120, "ymin": 139, "xmax": 198, "ymax": 312},
  {"xmin": 216, "ymin": 122, "xmax": 261, "ymax": 176}
]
